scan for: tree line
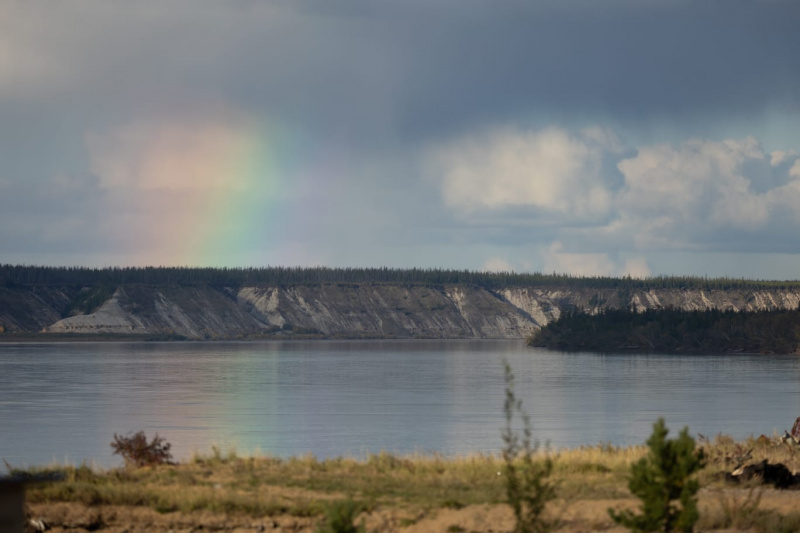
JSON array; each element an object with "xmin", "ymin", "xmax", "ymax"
[
  {"xmin": 529, "ymin": 306, "xmax": 800, "ymax": 354},
  {"xmin": 3, "ymin": 264, "xmax": 800, "ymax": 291}
]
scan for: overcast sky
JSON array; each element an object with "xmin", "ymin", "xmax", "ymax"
[{"xmin": 2, "ymin": 0, "xmax": 800, "ymax": 278}]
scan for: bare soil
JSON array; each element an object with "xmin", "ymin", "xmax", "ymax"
[{"xmin": 25, "ymin": 487, "xmax": 800, "ymax": 532}]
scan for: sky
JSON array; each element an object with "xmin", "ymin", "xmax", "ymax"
[{"xmin": 2, "ymin": 0, "xmax": 800, "ymax": 278}]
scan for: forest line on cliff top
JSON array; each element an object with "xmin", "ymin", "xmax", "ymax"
[{"xmin": 4, "ymin": 264, "xmax": 800, "ymax": 290}]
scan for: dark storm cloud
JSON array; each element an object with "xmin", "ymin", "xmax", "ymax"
[
  {"xmin": 251, "ymin": 0, "xmax": 800, "ymax": 140},
  {"xmin": 5, "ymin": 1, "xmax": 798, "ymax": 142},
  {"xmin": 383, "ymin": 0, "xmax": 800, "ymax": 139},
  {"xmin": 241, "ymin": 1, "xmax": 800, "ymax": 142}
]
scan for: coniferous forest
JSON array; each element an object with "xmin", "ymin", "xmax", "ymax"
[
  {"xmin": 528, "ymin": 307, "xmax": 800, "ymax": 354},
  {"xmin": 3, "ymin": 264, "xmax": 800, "ymax": 291}
]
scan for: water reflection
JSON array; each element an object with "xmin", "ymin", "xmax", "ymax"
[{"xmin": 1, "ymin": 340, "xmax": 799, "ymax": 467}]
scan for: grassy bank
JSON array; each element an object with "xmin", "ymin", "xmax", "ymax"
[{"xmin": 12, "ymin": 435, "xmax": 800, "ymax": 532}]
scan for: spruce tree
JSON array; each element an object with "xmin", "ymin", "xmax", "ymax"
[{"xmin": 609, "ymin": 418, "xmax": 705, "ymax": 532}]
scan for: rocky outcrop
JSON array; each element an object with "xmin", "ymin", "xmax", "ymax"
[
  {"xmin": 45, "ymin": 286, "xmax": 265, "ymax": 339},
  {"xmin": 499, "ymin": 287, "xmax": 800, "ymax": 316},
  {"xmin": 0, "ymin": 287, "xmax": 75, "ymax": 332},
  {"xmin": 3, "ymin": 283, "xmax": 800, "ymax": 340},
  {"xmin": 45, "ymin": 289, "xmax": 149, "ymax": 335},
  {"xmin": 237, "ymin": 284, "xmax": 537, "ymax": 338}
]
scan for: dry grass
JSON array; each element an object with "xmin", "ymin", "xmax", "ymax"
[
  {"xmin": 21, "ymin": 446, "xmax": 629, "ymax": 519},
  {"xmin": 698, "ymin": 433, "xmax": 800, "ymax": 472},
  {"xmin": 697, "ymin": 487, "xmax": 800, "ymax": 533},
  {"xmin": 16, "ymin": 436, "xmax": 800, "ymax": 531}
]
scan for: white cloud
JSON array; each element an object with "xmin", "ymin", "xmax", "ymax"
[
  {"xmin": 790, "ymin": 159, "xmax": 800, "ymax": 178},
  {"xmin": 614, "ymin": 136, "xmax": 770, "ymax": 241},
  {"xmin": 770, "ymin": 150, "xmax": 797, "ymax": 167},
  {"xmin": 482, "ymin": 257, "xmax": 515, "ymax": 273},
  {"xmin": 433, "ymin": 128, "xmax": 791, "ymax": 252},
  {"xmin": 621, "ymin": 257, "xmax": 651, "ymax": 279},
  {"xmin": 541, "ymin": 241, "xmax": 649, "ymax": 277},
  {"xmin": 542, "ymin": 241, "xmax": 616, "ymax": 276},
  {"xmin": 435, "ymin": 125, "xmax": 800, "ymax": 261},
  {"xmin": 433, "ymin": 126, "xmax": 612, "ymax": 220},
  {"xmin": 765, "ymin": 178, "xmax": 800, "ymax": 225}
]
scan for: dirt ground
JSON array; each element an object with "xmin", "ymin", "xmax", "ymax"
[{"xmin": 24, "ymin": 487, "xmax": 800, "ymax": 532}]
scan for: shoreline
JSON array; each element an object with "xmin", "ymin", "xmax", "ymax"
[
  {"xmin": 528, "ymin": 345, "xmax": 794, "ymax": 356},
  {"xmin": 1, "ymin": 332, "xmax": 781, "ymax": 353},
  {"xmin": 12, "ymin": 437, "xmax": 800, "ymax": 532},
  {"xmin": 0, "ymin": 333, "xmax": 527, "ymax": 343}
]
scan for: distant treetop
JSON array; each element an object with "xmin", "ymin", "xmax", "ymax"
[{"xmin": 1, "ymin": 264, "xmax": 799, "ymax": 290}]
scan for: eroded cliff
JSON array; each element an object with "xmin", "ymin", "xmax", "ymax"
[{"xmin": 2, "ymin": 283, "xmax": 799, "ymax": 340}]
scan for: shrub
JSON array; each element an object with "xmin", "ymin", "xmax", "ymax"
[
  {"xmin": 502, "ymin": 361, "xmax": 556, "ymax": 533},
  {"xmin": 316, "ymin": 499, "xmax": 365, "ymax": 533},
  {"xmin": 111, "ymin": 431, "xmax": 174, "ymax": 468},
  {"xmin": 609, "ymin": 418, "xmax": 705, "ymax": 532},
  {"xmin": 710, "ymin": 486, "xmax": 763, "ymax": 530}
]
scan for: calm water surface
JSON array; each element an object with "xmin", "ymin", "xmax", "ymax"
[{"xmin": 2, "ymin": 340, "xmax": 800, "ymax": 467}]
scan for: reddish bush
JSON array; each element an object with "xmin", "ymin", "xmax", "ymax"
[{"xmin": 111, "ymin": 431, "xmax": 174, "ymax": 467}]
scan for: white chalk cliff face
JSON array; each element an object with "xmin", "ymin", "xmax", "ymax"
[
  {"xmin": 45, "ymin": 289, "xmax": 148, "ymax": 335},
  {"xmin": 9, "ymin": 284, "xmax": 797, "ymax": 340}
]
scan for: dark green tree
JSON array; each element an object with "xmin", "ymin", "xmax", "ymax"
[{"xmin": 609, "ymin": 418, "xmax": 705, "ymax": 532}]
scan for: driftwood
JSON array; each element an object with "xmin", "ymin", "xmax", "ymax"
[
  {"xmin": 776, "ymin": 417, "xmax": 800, "ymax": 446},
  {"xmin": 726, "ymin": 460, "xmax": 800, "ymax": 489}
]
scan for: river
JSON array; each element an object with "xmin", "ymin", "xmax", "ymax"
[{"xmin": 2, "ymin": 339, "xmax": 799, "ymax": 467}]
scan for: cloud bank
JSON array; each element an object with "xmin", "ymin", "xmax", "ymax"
[
  {"xmin": 436, "ymin": 127, "xmax": 615, "ymax": 221},
  {"xmin": 433, "ymin": 126, "xmax": 800, "ymax": 274}
]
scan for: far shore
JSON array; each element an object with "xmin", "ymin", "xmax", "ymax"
[{"xmin": 0, "ymin": 332, "xmax": 527, "ymax": 343}]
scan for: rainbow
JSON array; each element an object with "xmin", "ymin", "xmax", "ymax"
[{"xmin": 89, "ymin": 107, "xmax": 340, "ymax": 267}]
